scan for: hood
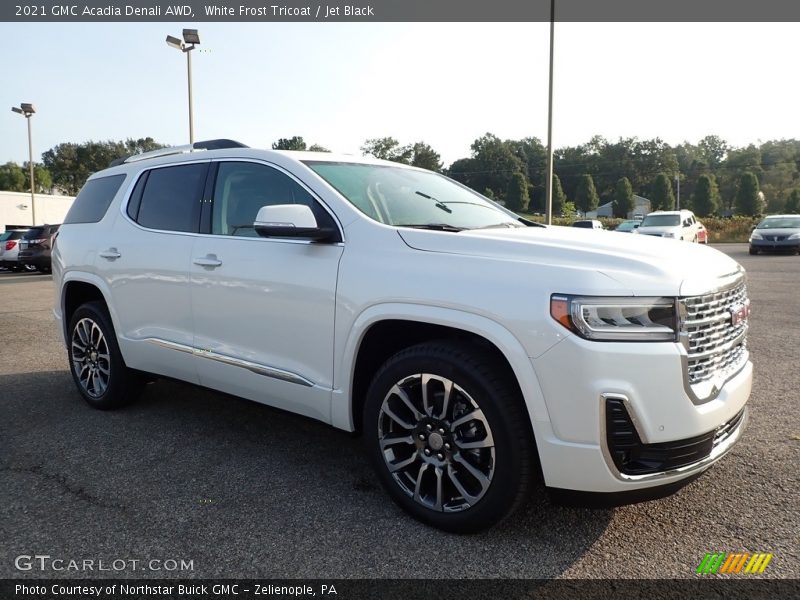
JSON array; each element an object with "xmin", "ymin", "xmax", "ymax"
[
  {"xmin": 753, "ymin": 228, "xmax": 799, "ymax": 237},
  {"xmin": 397, "ymin": 225, "xmax": 743, "ymax": 297}
]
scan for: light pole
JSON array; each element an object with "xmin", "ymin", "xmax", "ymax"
[
  {"xmin": 166, "ymin": 29, "xmax": 201, "ymax": 144},
  {"xmin": 11, "ymin": 103, "xmax": 37, "ymax": 225},
  {"xmin": 544, "ymin": 0, "xmax": 556, "ymax": 224},
  {"xmin": 675, "ymin": 174, "xmax": 681, "ymax": 209}
]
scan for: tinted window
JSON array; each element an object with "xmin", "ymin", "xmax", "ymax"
[
  {"xmin": 211, "ymin": 162, "xmax": 334, "ymax": 237},
  {"xmin": 64, "ymin": 175, "xmax": 126, "ymax": 224},
  {"xmin": 136, "ymin": 163, "xmax": 207, "ymax": 232},
  {"xmin": 24, "ymin": 227, "xmax": 45, "ymax": 239}
]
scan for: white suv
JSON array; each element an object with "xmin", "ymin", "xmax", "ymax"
[
  {"xmin": 635, "ymin": 209, "xmax": 704, "ymax": 242},
  {"xmin": 53, "ymin": 140, "xmax": 752, "ymax": 532}
]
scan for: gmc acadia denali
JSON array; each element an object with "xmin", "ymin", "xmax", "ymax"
[{"xmin": 53, "ymin": 140, "xmax": 752, "ymax": 532}]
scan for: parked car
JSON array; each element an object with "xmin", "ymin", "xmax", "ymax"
[
  {"xmin": 615, "ymin": 220, "xmax": 640, "ymax": 233},
  {"xmin": 0, "ymin": 229, "xmax": 36, "ymax": 272},
  {"xmin": 53, "ymin": 140, "xmax": 752, "ymax": 532},
  {"xmin": 572, "ymin": 219, "xmax": 604, "ymax": 230},
  {"xmin": 748, "ymin": 214, "xmax": 800, "ymax": 255},
  {"xmin": 634, "ymin": 210, "xmax": 703, "ymax": 242},
  {"xmin": 18, "ymin": 224, "xmax": 60, "ymax": 273},
  {"xmin": 697, "ymin": 222, "xmax": 709, "ymax": 244}
]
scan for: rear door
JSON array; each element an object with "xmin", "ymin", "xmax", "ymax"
[
  {"xmin": 189, "ymin": 159, "xmax": 344, "ymax": 423},
  {"xmin": 96, "ymin": 161, "xmax": 209, "ymax": 383}
]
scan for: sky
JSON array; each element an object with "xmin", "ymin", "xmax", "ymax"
[{"xmin": 1, "ymin": 22, "xmax": 798, "ymax": 167}]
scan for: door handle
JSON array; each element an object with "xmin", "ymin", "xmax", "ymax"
[
  {"xmin": 99, "ymin": 248, "xmax": 121, "ymax": 260},
  {"xmin": 193, "ymin": 255, "xmax": 222, "ymax": 268}
]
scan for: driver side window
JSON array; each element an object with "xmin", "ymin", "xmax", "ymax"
[{"xmin": 211, "ymin": 162, "xmax": 332, "ymax": 237}]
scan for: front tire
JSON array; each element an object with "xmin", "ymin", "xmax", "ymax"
[
  {"xmin": 67, "ymin": 301, "xmax": 144, "ymax": 410},
  {"xmin": 363, "ymin": 341, "xmax": 536, "ymax": 533}
]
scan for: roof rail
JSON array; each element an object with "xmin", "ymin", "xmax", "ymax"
[{"xmin": 108, "ymin": 139, "xmax": 249, "ymax": 168}]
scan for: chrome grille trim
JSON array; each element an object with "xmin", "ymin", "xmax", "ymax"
[{"xmin": 679, "ymin": 276, "xmax": 750, "ymax": 404}]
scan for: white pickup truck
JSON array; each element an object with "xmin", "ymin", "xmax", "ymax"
[{"xmin": 53, "ymin": 140, "xmax": 752, "ymax": 532}]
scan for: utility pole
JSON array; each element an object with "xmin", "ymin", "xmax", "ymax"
[
  {"xmin": 544, "ymin": 0, "xmax": 555, "ymax": 224},
  {"xmin": 675, "ymin": 174, "xmax": 681, "ymax": 210}
]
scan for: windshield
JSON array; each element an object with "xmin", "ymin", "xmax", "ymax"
[
  {"xmin": 757, "ymin": 217, "xmax": 800, "ymax": 229},
  {"xmin": 640, "ymin": 214, "xmax": 680, "ymax": 227},
  {"xmin": 305, "ymin": 162, "xmax": 523, "ymax": 230}
]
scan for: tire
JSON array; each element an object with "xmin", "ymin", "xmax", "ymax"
[
  {"xmin": 66, "ymin": 301, "xmax": 144, "ymax": 410},
  {"xmin": 363, "ymin": 340, "xmax": 536, "ymax": 533},
  {"xmin": 749, "ymin": 246, "xmax": 758, "ymax": 255}
]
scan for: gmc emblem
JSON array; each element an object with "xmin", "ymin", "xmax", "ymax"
[{"xmin": 729, "ymin": 300, "xmax": 751, "ymax": 326}]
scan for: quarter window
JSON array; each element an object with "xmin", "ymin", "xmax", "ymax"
[
  {"xmin": 63, "ymin": 174, "xmax": 126, "ymax": 224},
  {"xmin": 211, "ymin": 162, "xmax": 334, "ymax": 237},
  {"xmin": 134, "ymin": 163, "xmax": 207, "ymax": 233}
]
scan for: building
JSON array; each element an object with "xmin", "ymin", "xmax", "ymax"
[
  {"xmin": 0, "ymin": 190, "xmax": 75, "ymax": 232},
  {"xmin": 586, "ymin": 195, "xmax": 652, "ymax": 219}
]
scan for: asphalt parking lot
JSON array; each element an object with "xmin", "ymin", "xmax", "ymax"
[{"xmin": 0, "ymin": 244, "xmax": 797, "ymax": 580}]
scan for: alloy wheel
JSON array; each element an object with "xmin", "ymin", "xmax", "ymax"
[
  {"xmin": 377, "ymin": 373, "xmax": 495, "ymax": 512},
  {"xmin": 70, "ymin": 318, "xmax": 111, "ymax": 398}
]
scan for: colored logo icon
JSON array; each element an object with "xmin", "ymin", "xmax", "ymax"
[{"xmin": 697, "ymin": 552, "xmax": 773, "ymax": 574}]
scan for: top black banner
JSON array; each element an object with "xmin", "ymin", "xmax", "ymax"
[{"xmin": 3, "ymin": 0, "xmax": 800, "ymax": 22}]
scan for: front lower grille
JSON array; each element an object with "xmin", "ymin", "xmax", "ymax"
[
  {"xmin": 680, "ymin": 279, "xmax": 749, "ymax": 387},
  {"xmin": 605, "ymin": 398, "xmax": 746, "ymax": 476}
]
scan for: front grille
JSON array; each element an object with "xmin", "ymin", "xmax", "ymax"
[
  {"xmin": 605, "ymin": 399, "xmax": 746, "ymax": 476},
  {"xmin": 680, "ymin": 279, "xmax": 748, "ymax": 386}
]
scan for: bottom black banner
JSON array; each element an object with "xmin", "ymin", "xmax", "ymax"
[{"xmin": 2, "ymin": 578, "xmax": 799, "ymax": 600}]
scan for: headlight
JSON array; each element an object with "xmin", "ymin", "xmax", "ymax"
[
  {"xmin": 788, "ymin": 232, "xmax": 800, "ymax": 240},
  {"xmin": 750, "ymin": 231, "xmax": 763, "ymax": 240},
  {"xmin": 550, "ymin": 295, "xmax": 678, "ymax": 341}
]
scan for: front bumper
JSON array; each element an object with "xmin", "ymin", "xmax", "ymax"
[
  {"xmin": 750, "ymin": 238, "xmax": 800, "ymax": 252},
  {"xmin": 529, "ymin": 335, "xmax": 752, "ymax": 493}
]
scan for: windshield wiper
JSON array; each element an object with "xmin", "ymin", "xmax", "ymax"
[
  {"xmin": 415, "ymin": 191, "xmax": 452, "ymax": 213},
  {"xmin": 396, "ymin": 223, "xmax": 465, "ymax": 232}
]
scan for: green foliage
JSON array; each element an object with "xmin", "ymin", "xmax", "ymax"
[
  {"xmin": 574, "ymin": 174, "xmax": 599, "ymax": 215},
  {"xmin": 448, "ymin": 133, "xmax": 524, "ymax": 200},
  {"xmin": 0, "ymin": 162, "xmax": 26, "ymax": 192},
  {"xmin": 651, "ymin": 173, "xmax": 675, "ymax": 211},
  {"xmin": 42, "ymin": 138, "xmax": 165, "ymax": 195},
  {"xmin": 272, "ymin": 136, "xmax": 307, "ymax": 151},
  {"xmin": 735, "ymin": 172, "xmax": 763, "ymax": 216},
  {"xmin": 409, "ymin": 142, "xmax": 442, "ymax": 172},
  {"xmin": 308, "ymin": 143, "xmax": 330, "ymax": 152},
  {"xmin": 360, "ymin": 137, "xmax": 413, "ymax": 164},
  {"xmin": 483, "ymin": 188, "xmax": 495, "ymax": 199},
  {"xmin": 612, "ymin": 177, "xmax": 634, "ymax": 217},
  {"xmin": 786, "ymin": 189, "xmax": 800, "ymax": 213},
  {"xmin": 505, "ymin": 172, "xmax": 530, "ymax": 212},
  {"xmin": 692, "ymin": 174, "xmax": 720, "ymax": 217},
  {"xmin": 551, "ymin": 173, "xmax": 566, "ymax": 216},
  {"xmin": 562, "ymin": 201, "xmax": 578, "ymax": 219}
]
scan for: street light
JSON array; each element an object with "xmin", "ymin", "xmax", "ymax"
[
  {"xmin": 166, "ymin": 29, "xmax": 201, "ymax": 143},
  {"xmin": 11, "ymin": 102, "xmax": 37, "ymax": 225}
]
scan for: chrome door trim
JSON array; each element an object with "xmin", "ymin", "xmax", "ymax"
[{"xmin": 144, "ymin": 338, "xmax": 315, "ymax": 387}]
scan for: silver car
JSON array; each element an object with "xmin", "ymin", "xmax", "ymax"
[
  {"xmin": 0, "ymin": 229, "xmax": 35, "ymax": 272},
  {"xmin": 749, "ymin": 215, "xmax": 800, "ymax": 255}
]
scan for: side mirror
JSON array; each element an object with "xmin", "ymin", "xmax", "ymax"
[
  {"xmin": 254, "ymin": 204, "xmax": 336, "ymax": 242},
  {"xmin": 633, "ymin": 223, "xmax": 639, "ymax": 228}
]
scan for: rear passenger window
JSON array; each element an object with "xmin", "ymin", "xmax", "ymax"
[
  {"xmin": 63, "ymin": 175, "xmax": 126, "ymax": 224},
  {"xmin": 135, "ymin": 163, "xmax": 207, "ymax": 233}
]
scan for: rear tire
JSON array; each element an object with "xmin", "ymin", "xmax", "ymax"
[
  {"xmin": 67, "ymin": 301, "xmax": 144, "ymax": 410},
  {"xmin": 363, "ymin": 340, "xmax": 536, "ymax": 533}
]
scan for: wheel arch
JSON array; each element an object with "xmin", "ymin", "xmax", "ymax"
[
  {"xmin": 333, "ymin": 303, "xmax": 551, "ymax": 437},
  {"xmin": 61, "ymin": 273, "xmax": 122, "ymax": 354}
]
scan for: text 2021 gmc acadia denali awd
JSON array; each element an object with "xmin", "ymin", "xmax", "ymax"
[{"xmin": 53, "ymin": 140, "xmax": 752, "ymax": 532}]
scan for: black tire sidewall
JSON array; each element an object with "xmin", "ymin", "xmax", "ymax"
[{"xmin": 364, "ymin": 343, "xmax": 531, "ymax": 533}]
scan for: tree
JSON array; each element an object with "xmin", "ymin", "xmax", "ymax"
[
  {"xmin": 786, "ymin": 189, "xmax": 800, "ymax": 214},
  {"xmin": 692, "ymin": 174, "xmax": 720, "ymax": 217},
  {"xmin": 574, "ymin": 174, "xmax": 599, "ymax": 215},
  {"xmin": 551, "ymin": 173, "xmax": 566, "ymax": 216},
  {"xmin": 23, "ymin": 162, "xmax": 53, "ymax": 193},
  {"xmin": 360, "ymin": 137, "xmax": 412, "ymax": 163},
  {"xmin": 0, "ymin": 162, "xmax": 26, "ymax": 192},
  {"xmin": 409, "ymin": 142, "xmax": 442, "ymax": 172},
  {"xmin": 735, "ymin": 172, "xmax": 763, "ymax": 216},
  {"xmin": 505, "ymin": 172, "xmax": 530, "ymax": 212},
  {"xmin": 308, "ymin": 143, "xmax": 330, "ymax": 152},
  {"xmin": 42, "ymin": 138, "xmax": 166, "ymax": 195},
  {"xmin": 651, "ymin": 173, "xmax": 675, "ymax": 211},
  {"xmin": 272, "ymin": 136, "xmax": 307, "ymax": 151},
  {"xmin": 482, "ymin": 188, "xmax": 495, "ymax": 199},
  {"xmin": 612, "ymin": 177, "xmax": 634, "ymax": 217}
]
